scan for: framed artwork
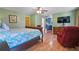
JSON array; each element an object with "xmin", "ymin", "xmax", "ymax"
[{"xmin": 9, "ymin": 15, "xmax": 17, "ymax": 23}]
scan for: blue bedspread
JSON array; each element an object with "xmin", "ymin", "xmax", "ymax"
[{"xmin": 0, "ymin": 29, "xmax": 41, "ymax": 48}]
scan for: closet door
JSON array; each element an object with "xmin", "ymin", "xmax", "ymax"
[{"xmin": 25, "ymin": 16, "xmax": 30, "ymax": 27}]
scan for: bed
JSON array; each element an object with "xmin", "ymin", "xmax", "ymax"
[{"xmin": 0, "ymin": 28, "xmax": 42, "ymax": 51}]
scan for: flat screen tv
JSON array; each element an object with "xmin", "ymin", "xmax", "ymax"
[{"xmin": 57, "ymin": 16, "xmax": 70, "ymax": 23}]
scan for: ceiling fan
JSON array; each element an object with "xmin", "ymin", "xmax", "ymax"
[{"xmin": 34, "ymin": 7, "xmax": 48, "ymax": 14}]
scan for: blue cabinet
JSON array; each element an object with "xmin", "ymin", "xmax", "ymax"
[{"xmin": 46, "ymin": 24, "xmax": 52, "ymax": 30}]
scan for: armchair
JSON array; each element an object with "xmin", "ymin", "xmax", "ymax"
[{"xmin": 57, "ymin": 26, "xmax": 79, "ymax": 48}]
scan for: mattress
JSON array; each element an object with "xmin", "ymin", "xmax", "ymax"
[
  {"xmin": 0, "ymin": 28, "xmax": 41, "ymax": 48},
  {"xmin": 9, "ymin": 28, "xmax": 40, "ymax": 32}
]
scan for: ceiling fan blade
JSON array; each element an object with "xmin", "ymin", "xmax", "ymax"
[
  {"xmin": 42, "ymin": 10, "xmax": 48, "ymax": 12},
  {"xmin": 37, "ymin": 7, "xmax": 41, "ymax": 10}
]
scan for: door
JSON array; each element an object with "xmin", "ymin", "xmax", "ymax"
[{"xmin": 25, "ymin": 16, "xmax": 30, "ymax": 27}]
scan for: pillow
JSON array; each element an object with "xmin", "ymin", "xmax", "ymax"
[{"xmin": 2, "ymin": 23, "xmax": 9, "ymax": 31}]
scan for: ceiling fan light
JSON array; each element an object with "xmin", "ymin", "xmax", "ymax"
[
  {"xmin": 39, "ymin": 11, "xmax": 41, "ymax": 13},
  {"xmin": 37, "ymin": 11, "xmax": 40, "ymax": 13},
  {"xmin": 37, "ymin": 10, "xmax": 41, "ymax": 14},
  {"xmin": 39, "ymin": 7, "xmax": 43, "ymax": 10}
]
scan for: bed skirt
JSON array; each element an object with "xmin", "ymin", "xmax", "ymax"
[{"xmin": 10, "ymin": 36, "xmax": 41, "ymax": 51}]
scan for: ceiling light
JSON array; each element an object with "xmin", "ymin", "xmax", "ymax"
[
  {"xmin": 37, "ymin": 11, "xmax": 40, "ymax": 13},
  {"xmin": 39, "ymin": 7, "xmax": 43, "ymax": 10},
  {"xmin": 37, "ymin": 10, "xmax": 41, "ymax": 14}
]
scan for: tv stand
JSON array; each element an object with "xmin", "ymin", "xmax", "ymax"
[
  {"xmin": 53, "ymin": 27, "xmax": 62, "ymax": 34},
  {"xmin": 62, "ymin": 23, "xmax": 65, "ymax": 26}
]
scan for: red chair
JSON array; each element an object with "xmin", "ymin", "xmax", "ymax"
[{"xmin": 57, "ymin": 26, "xmax": 79, "ymax": 48}]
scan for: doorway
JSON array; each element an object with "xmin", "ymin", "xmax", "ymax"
[{"xmin": 42, "ymin": 18, "xmax": 45, "ymax": 33}]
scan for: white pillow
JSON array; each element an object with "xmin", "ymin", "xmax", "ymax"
[{"xmin": 2, "ymin": 23, "xmax": 9, "ymax": 31}]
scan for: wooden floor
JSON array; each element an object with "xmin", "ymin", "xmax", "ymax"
[{"xmin": 27, "ymin": 31, "xmax": 79, "ymax": 51}]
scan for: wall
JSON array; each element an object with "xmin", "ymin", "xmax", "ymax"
[
  {"xmin": 30, "ymin": 14, "xmax": 36, "ymax": 26},
  {"xmin": 35, "ymin": 14, "xmax": 42, "ymax": 26},
  {"xmin": 1, "ymin": 8, "xmax": 75, "ymax": 28},
  {"xmin": 0, "ymin": 8, "xmax": 26, "ymax": 28},
  {"xmin": 75, "ymin": 8, "xmax": 79, "ymax": 26},
  {"xmin": 30, "ymin": 14, "xmax": 42, "ymax": 26},
  {"xmin": 52, "ymin": 11, "xmax": 75, "ymax": 27}
]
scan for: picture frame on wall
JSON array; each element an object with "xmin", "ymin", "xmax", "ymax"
[{"xmin": 9, "ymin": 15, "xmax": 17, "ymax": 23}]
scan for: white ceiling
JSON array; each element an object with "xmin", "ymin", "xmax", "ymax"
[{"xmin": 1, "ymin": 7, "xmax": 77, "ymax": 15}]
